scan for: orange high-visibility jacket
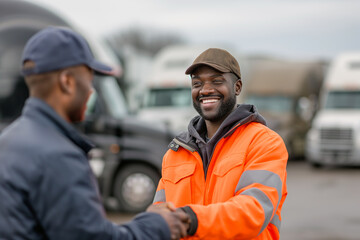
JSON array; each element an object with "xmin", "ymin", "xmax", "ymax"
[{"xmin": 154, "ymin": 121, "xmax": 288, "ymax": 240}]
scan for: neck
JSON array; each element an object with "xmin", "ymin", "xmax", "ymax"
[
  {"xmin": 205, "ymin": 121, "xmax": 221, "ymax": 139},
  {"xmin": 204, "ymin": 105, "xmax": 237, "ymax": 138},
  {"xmin": 47, "ymin": 98, "xmax": 71, "ymax": 123},
  {"xmin": 31, "ymin": 93, "xmax": 71, "ymax": 123}
]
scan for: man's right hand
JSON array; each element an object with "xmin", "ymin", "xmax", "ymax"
[{"xmin": 147, "ymin": 203, "xmax": 190, "ymax": 240}]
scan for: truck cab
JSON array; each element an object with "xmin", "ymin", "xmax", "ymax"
[
  {"xmin": 0, "ymin": 0, "xmax": 172, "ymax": 213},
  {"xmin": 306, "ymin": 52, "xmax": 360, "ymax": 167}
]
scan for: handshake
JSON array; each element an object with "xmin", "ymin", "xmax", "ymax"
[{"xmin": 147, "ymin": 202, "xmax": 194, "ymax": 240}]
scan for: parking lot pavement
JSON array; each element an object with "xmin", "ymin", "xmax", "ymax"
[
  {"xmin": 281, "ymin": 160, "xmax": 360, "ymax": 240},
  {"xmin": 107, "ymin": 160, "xmax": 360, "ymax": 239}
]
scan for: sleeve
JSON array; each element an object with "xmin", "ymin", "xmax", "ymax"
[
  {"xmin": 187, "ymin": 130, "xmax": 288, "ymax": 239},
  {"xmin": 153, "ymin": 178, "xmax": 166, "ymax": 204},
  {"xmin": 153, "ymin": 149, "xmax": 170, "ymax": 204},
  {"xmin": 31, "ymin": 150, "xmax": 170, "ymax": 240}
]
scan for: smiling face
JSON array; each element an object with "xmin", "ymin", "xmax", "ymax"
[{"xmin": 191, "ymin": 65, "xmax": 242, "ymax": 125}]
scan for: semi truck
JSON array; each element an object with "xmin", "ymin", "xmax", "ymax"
[
  {"xmin": 0, "ymin": 0, "xmax": 172, "ymax": 213},
  {"xmin": 306, "ymin": 52, "xmax": 360, "ymax": 167},
  {"xmin": 243, "ymin": 57, "xmax": 325, "ymax": 159}
]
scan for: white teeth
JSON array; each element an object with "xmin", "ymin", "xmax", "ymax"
[{"xmin": 202, "ymin": 99, "xmax": 218, "ymax": 104}]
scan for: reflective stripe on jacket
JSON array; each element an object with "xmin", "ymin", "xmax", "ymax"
[{"xmin": 154, "ymin": 122, "xmax": 288, "ymax": 240}]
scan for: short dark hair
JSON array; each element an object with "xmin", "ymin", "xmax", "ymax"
[{"xmin": 228, "ymin": 72, "xmax": 240, "ymax": 84}]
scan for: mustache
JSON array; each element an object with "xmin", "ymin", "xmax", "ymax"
[{"xmin": 197, "ymin": 95, "xmax": 222, "ymax": 101}]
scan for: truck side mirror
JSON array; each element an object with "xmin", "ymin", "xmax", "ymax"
[{"xmin": 297, "ymin": 97, "xmax": 313, "ymax": 121}]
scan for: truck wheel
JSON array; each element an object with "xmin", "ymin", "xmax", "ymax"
[{"xmin": 114, "ymin": 164, "xmax": 160, "ymax": 213}]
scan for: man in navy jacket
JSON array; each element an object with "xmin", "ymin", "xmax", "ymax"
[{"xmin": 0, "ymin": 27, "xmax": 189, "ymax": 240}]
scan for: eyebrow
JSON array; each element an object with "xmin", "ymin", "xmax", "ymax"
[{"xmin": 191, "ymin": 74, "xmax": 223, "ymax": 79}]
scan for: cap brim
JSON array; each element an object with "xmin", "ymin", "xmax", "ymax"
[
  {"xmin": 185, "ymin": 62, "xmax": 230, "ymax": 75},
  {"xmin": 88, "ymin": 60, "xmax": 115, "ymax": 76}
]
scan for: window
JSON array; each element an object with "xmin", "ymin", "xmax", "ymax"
[
  {"xmin": 86, "ymin": 77, "xmax": 128, "ymax": 119},
  {"xmin": 325, "ymin": 91, "xmax": 360, "ymax": 109},
  {"xmin": 144, "ymin": 87, "xmax": 192, "ymax": 108},
  {"xmin": 246, "ymin": 95, "xmax": 293, "ymax": 113}
]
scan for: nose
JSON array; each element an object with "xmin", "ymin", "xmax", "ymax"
[{"xmin": 199, "ymin": 82, "xmax": 214, "ymax": 95}]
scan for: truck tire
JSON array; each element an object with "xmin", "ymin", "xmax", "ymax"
[{"xmin": 114, "ymin": 164, "xmax": 160, "ymax": 213}]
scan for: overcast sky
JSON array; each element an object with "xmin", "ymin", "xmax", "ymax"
[{"xmin": 29, "ymin": 0, "xmax": 360, "ymax": 61}]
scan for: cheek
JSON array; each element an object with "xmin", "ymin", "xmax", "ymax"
[
  {"xmin": 73, "ymin": 79, "xmax": 92, "ymax": 110},
  {"xmin": 79, "ymin": 79, "xmax": 93, "ymax": 98},
  {"xmin": 220, "ymin": 85, "xmax": 233, "ymax": 96},
  {"xmin": 191, "ymin": 89, "xmax": 199, "ymax": 100}
]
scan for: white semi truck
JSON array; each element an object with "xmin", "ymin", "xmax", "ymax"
[{"xmin": 306, "ymin": 52, "xmax": 360, "ymax": 167}]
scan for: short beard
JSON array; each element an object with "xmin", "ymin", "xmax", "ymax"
[{"xmin": 193, "ymin": 94, "xmax": 236, "ymax": 122}]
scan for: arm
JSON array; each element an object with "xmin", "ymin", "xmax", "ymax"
[{"xmin": 32, "ymin": 150, "xmax": 171, "ymax": 240}]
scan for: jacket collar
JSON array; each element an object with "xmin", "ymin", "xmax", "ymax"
[{"xmin": 22, "ymin": 97, "xmax": 93, "ymax": 154}]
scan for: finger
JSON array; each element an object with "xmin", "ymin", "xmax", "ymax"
[
  {"xmin": 145, "ymin": 204, "xmax": 154, "ymax": 212},
  {"xmin": 174, "ymin": 211, "xmax": 190, "ymax": 222},
  {"xmin": 156, "ymin": 202, "xmax": 171, "ymax": 210},
  {"xmin": 166, "ymin": 202, "xmax": 176, "ymax": 211},
  {"xmin": 171, "ymin": 229, "xmax": 180, "ymax": 240},
  {"xmin": 179, "ymin": 221, "xmax": 188, "ymax": 238}
]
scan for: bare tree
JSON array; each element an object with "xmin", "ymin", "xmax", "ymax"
[{"xmin": 106, "ymin": 26, "xmax": 185, "ymax": 57}]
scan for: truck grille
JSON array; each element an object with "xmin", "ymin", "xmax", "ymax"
[
  {"xmin": 319, "ymin": 128, "xmax": 354, "ymax": 161},
  {"xmin": 320, "ymin": 128, "xmax": 353, "ymax": 141}
]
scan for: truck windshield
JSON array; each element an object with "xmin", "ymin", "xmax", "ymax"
[
  {"xmin": 246, "ymin": 95, "xmax": 292, "ymax": 113},
  {"xmin": 144, "ymin": 87, "xmax": 191, "ymax": 107},
  {"xmin": 325, "ymin": 91, "xmax": 360, "ymax": 109},
  {"xmin": 86, "ymin": 77, "xmax": 128, "ymax": 119}
]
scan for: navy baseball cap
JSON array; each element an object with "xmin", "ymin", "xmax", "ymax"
[{"xmin": 21, "ymin": 26, "xmax": 113, "ymax": 76}]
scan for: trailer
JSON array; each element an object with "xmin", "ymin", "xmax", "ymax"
[{"xmin": 244, "ymin": 57, "xmax": 325, "ymax": 159}]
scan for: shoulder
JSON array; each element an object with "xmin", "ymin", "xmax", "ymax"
[
  {"xmin": 230, "ymin": 122, "xmax": 286, "ymax": 152},
  {"xmin": 243, "ymin": 122, "xmax": 288, "ymax": 155},
  {"xmin": 243, "ymin": 122, "xmax": 282, "ymax": 139},
  {"xmin": 1, "ymin": 115, "xmax": 84, "ymax": 165}
]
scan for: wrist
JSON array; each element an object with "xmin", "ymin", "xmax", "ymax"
[{"xmin": 179, "ymin": 206, "xmax": 198, "ymax": 236}]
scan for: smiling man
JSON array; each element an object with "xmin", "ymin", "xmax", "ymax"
[{"xmin": 153, "ymin": 48, "xmax": 289, "ymax": 239}]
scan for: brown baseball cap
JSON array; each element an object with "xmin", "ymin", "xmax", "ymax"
[{"xmin": 185, "ymin": 48, "xmax": 241, "ymax": 79}]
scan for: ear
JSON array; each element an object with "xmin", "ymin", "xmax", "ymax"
[
  {"xmin": 235, "ymin": 79, "xmax": 242, "ymax": 96},
  {"xmin": 58, "ymin": 70, "xmax": 75, "ymax": 95}
]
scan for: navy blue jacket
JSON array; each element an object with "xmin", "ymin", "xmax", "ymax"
[{"xmin": 0, "ymin": 98, "xmax": 170, "ymax": 240}]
